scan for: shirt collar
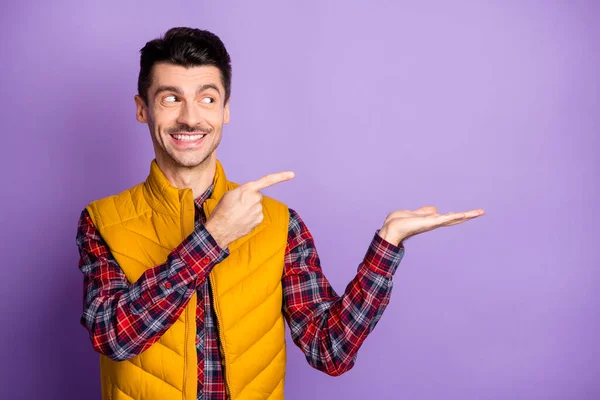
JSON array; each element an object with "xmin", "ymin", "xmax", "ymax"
[{"xmin": 194, "ymin": 183, "xmax": 215, "ymax": 210}]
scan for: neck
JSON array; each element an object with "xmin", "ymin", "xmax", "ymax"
[{"xmin": 155, "ymin": 153, "xmax": 216, "ymax": 199}]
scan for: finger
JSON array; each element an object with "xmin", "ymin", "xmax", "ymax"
[
  {"xmin": 245, "ymin": 171, "xmax": 295, "ymax": 191},
  {"xmin": 436, "ymin": 209, "xmax": 484, "ymax": 226},
  {"xmin": 387, "ymin": 206, "xmax": 437, "ymax": 220},
  {"xmin": 435, "ymin": 209, "xmax": 483, "ymax": 219},
  {"xmin": 386, "ymin": 210, "xmax": 415, "ymax": 220},
  {"xmin": 441, "ymin": 214, "xmax": 470, "ymax": 226},
  {"xmin": 445, "ymin": 209, "xmax": 485, "ymax": 226},
  {"xmin": 412, "ymin": 206, "xmax": 438, "ymax": 215},
  {"xmin": 432, "ymin": 212, "xmax": 468, "ymax": 225},
  {"xmin": 240, "ymin": 189, "xmax": 263, "ymax": 205},
  {"xmin": 444, "ymin": 219, "xmax": 468, "ymax": 226},
  {"xmin": 461, "ymin": 209, "xmax": 485, "ymax": 218}
]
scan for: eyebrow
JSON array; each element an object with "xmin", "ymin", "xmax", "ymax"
[{"xmin": 154, "ymin": 84, "xmax": 222, "ymax": 98}]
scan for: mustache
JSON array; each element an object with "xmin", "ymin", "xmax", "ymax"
[{"xmin": 165, "ymin": 124, "xmax": 212, "ymax": 134}]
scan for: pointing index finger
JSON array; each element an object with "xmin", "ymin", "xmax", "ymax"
[{"xmin": 246, "ymin": 171, "xmax": 295, "ymax": 191}]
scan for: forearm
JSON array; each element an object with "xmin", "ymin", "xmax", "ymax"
[
  {"xmin": 82, "ymin": 252, "xmax": 206, "ymax": 361},
  {"xmin": 303, "ymin": 268, "xmax": 395, "ymax": 375},
  {"xmin": 287, "ymin": 235, "xmax": 403, "ymax": 375},
  {"xmin": 77, "ymin": 209, "xmax": 227, "ymax": 361},
  {"xmin": 283, "ymin": 209, "xmax": 405, "ymax": 376}
]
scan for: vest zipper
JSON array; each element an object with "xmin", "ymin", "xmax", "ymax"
[
  {"xmin": 181, "ymin": 201, "xmax": 194, "ymax": 400},
  {"xmin": 208, "ymin": 276, "xmax": 233, "ymax": 399}
]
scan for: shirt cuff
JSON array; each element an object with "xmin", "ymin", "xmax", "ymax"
[
  {"xmin": 362, "ymin": 230, "xmax": 405, "ymax": 278},
  {"xmin": 175, "ymin": 224, "xmax": 230, "ymax": 277}
]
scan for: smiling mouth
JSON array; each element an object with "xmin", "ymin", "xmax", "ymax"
[{"xmin": 171, "ymin": 133, "xmax": 207, "ymax": 142}]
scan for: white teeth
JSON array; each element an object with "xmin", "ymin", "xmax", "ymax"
[{"xmin": 173, "ymin": 134, "xmax": 206, "ymax": 141}]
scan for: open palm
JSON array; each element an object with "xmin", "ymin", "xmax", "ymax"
[{"xmin": 379, "ymin": 206, "xmax": 485, "ymax": 245}]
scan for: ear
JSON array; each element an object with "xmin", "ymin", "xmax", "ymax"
[
  {"xmin": 223, "ymin": 98, "xmax": 231, "ymax": 125},
  {"xmin": 134, "ymin": 95, "xmax": 148, "ymax": 123}
]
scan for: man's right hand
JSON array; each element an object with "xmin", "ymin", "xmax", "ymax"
[{"xmin": 205, "ymin": 171, "xmax": 295, "ymax": 249}]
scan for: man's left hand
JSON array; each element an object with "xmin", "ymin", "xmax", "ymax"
[{"xmin": 377, "ymin": 206, "xmax": 485, "ymax": 246}]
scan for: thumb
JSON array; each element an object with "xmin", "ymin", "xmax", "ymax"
[{"xmin": 412, "ymin": 206, "xmax": 437, "ymax": 214}]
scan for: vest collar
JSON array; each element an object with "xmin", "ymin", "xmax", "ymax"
[
  {"xmin": 143, "ymin": 158, "xmax": 229, "ymax": 215},
  {"xmin": 143, "ymin": 158, "xmax": 271, "ymax": 250}
]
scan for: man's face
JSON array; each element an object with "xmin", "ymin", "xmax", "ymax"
[{"xmin": 134, "ymin": 63, "xmax": 230, "ymax": 169}]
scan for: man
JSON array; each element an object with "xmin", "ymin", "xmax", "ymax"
[{"xmin": 76, "ymin": 27, "xmax": 484, "ymax": 400}]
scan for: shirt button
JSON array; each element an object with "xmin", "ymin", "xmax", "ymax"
[
  {"xmin": 164, "ymin": 282, "xmax": 172, "ymax": 289},
  {"xmin": 200, "ymin": 258, "xmax": 210, "ymax": 267},
  {"xmin": 195, "ymin": 337, "xmax": 200, "ymax": 344}
]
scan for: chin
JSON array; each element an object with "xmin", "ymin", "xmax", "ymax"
[{"xmin": 172, "ymin": 154, "xmax": 210, "ymax": 169}]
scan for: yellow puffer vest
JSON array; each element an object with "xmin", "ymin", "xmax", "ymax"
[{"xmin": 86, "ymin": 159, "xmax": 289, "ymax": 400}]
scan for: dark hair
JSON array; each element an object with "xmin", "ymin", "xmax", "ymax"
[{"xmin": 137, "ymin": 27, "xmax": 232, "ymax": 104}]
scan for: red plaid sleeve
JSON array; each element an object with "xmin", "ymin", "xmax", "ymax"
[
  {"xmin": 282, "ymin": 209, "xmax": 405, "ymax": 376},
  {"xmin": 76, "ymin": 208, "xmax": 228, "ymax": 361}
]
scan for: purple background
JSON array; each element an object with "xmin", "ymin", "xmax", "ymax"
[{"xmin": 1, "ymin": 1, "xmax": 599, "ymax": 399}]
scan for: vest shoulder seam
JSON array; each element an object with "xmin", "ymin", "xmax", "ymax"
[{"xmin": 87, "ymin": 183, "xmax": 155, "ymax": 229}]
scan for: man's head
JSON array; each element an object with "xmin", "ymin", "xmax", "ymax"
[{"xmin": 134, "ymin": 27, "xmax": 232, "ymax": 170}]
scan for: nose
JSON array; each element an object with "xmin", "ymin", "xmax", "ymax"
[{"xmin": 176, "ymin": 100, "xmax": 203, "ymax": 128}]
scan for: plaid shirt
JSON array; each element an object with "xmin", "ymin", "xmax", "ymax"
[{"xmin": 77, "ymin": 183, "xmax": 405, "ymax": 399}]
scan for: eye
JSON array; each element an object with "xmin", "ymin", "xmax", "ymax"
[
  {"xmin": 164, "ymin": 95, "xmax": 178, "ymax": 103},
  {"xmin": 201, "ymin": 97, "xmax": 214, "ymax": 104}
]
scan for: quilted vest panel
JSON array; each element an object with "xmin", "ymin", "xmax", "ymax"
[{"xmin": 87, "ymin": 159, "xmax": 288, "ymax": 400}]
